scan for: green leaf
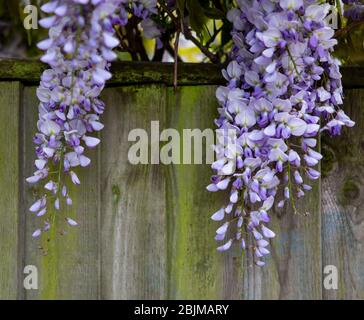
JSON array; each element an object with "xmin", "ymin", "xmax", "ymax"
[
  {"xmin": 220, "ymin": 19, "xmax": 233, "ymax": 46},
  {"xmin": 176, "ymin": 0, "xmax": 186, "ymax": 17},
  {"xmin": 203, "ymin": 7, "xmax": 225, "ymax": 19},
  {"xmin": 186, "ymin": 0, "xmax": 207, "ymax": 36}
]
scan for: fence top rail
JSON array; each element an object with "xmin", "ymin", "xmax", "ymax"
[{"xmin": 0, "ymin": 58, "xmax": 363, "ymax": 87}]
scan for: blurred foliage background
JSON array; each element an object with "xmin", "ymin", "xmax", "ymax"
[
  {"xmin": 0, "ymin": 0, "xmax": 45, "ymax": 58},
  {"xmin": 0, "ymin": 0, "xmax": 363, "ymax": 64}
]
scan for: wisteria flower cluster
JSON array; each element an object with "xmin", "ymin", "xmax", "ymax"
[
  {"xmin": 208, "ymin": 0, "xmax": 354, "ymax": 266},
  {"xmin": 27, "ymin": 0, "xmax": 159, "ymax": 239}
]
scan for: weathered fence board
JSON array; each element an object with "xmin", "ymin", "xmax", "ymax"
[
  {"xmin": 0, "ymin": 82, "xmax": 21, "ymax": 299},
  {"xmin": 243, "ymin": 180, "xmax": 322, "ymax": 300},
  {"xmin": 322, "ymin": 89, "xmax": 364, "ymax": 299},
  {"xmin": 0, "ymin": 60, "xmax": 364, "ymax": 300},
  {"xmin": 22, "ymin": 87, "xmax": 100, "ymax": 300},
  {"xmin": 166, "ymin": 86, "xmax": 243, "ymax": 300},
  {"xmin": 100, "ymin": 86, "xmax": 168, "ymax": 299}
]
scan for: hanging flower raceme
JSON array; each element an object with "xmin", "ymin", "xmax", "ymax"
[
  {"xmin": 208, "ymin": 0, "xmax": 354, "ymax": 266},
  {"xmin": 27, "ymin": 0, "xmax": 159, "ymax": 239}
]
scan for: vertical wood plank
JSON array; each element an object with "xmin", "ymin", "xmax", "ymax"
[
  {"xmin": 0, "ymin": 82, "xmax": 21, "ymax": 299},
  {"xmin": 322, "ymin": 89, "xmax": 364, "ymax": 299},
  {"xmin": 100, "ymin": 86, "xmax": 168, "ymax": 299},
  {"xmin": 242, "ymin": 180, "xmax": 322, "ymax": 299},
  {"xmin": 166, "ymin": 86, "xmax": 243, "ymax": 300},
  {"xmin": 22, "ymin": 87, "xmax": 100, "ymax": 300}
]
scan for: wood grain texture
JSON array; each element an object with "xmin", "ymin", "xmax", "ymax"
[
  {"xmin": 0, "ymin": 82, "xmax": 21, "ymax": 299},
  {"xmin": 166, "ymin": 86, "xmax": 243, "ymax": 300},
  {"xmin": 321, "ymin": 89, "xmax": 364, "ymax": 299},
  {"xmin": 243, "ymin": 180, "xmax": 322, "ymax": 300},
  {"xmin": 22, "ymin": 87, "xmax": 100, "ymax": 300},
  {"xmin": 100, "ymin": 86, "xmax": 168, "ymax": 299}
]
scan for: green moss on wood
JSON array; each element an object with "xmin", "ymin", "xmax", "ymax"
[
  {"xmin": 339, "ymin": 179, "xmax": 360, "ymax": 205},
  {"xmin": 0, "ymin": 59, "xmax": 224, "ymax": 85},
  {"xmin": 167, "ymin": 86, "xmax": 237, "ymax": 299},
  {"xmin": 0, "ymin": 82, "xmax": 20, "ymax": 299},
  {"xmin": 321, "ymin": 144, "xmax": 335, "ymax": 178},
  {"xmin": 39, "ymin": 225, "xmax": 58, "ymax": 299},
  {"xmin": 0, "ymin": 59, "xmax": 363, "ymax": 88},
  {"xmin": 112, "ymin": 185, "xmax": 121, "ymax": 204}
]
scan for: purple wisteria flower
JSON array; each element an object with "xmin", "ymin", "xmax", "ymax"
[
  {"xmin": 27, "ymin": 0, "xmax": 159, "ymax": 239},
  {"xmin": 343, "ymin": 0, "xmax": 364, "ymax": 20},
  {"xmin": 209, "ymin": 0, "xmax": 354, "ymax": 266}
]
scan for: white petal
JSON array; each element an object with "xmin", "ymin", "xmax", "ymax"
[
  {"xmin": 79, "ymin": 155, "xmax": 91, "ymax": 167},
  {"xmin": 83, "ymin": 136, "xmax": 100, "ymax": 148},
  {"xmin": 66, "ymin": 218, "xmax": 78, "ymax": 227},
  {"xmin": 230, "ymin": 190, "xmax": 239, "ymax": 204},
  {"xmin": 37, "ymin": 39, "xmax": 53, "ymax": 50},
  {"xmin": 39, "ymin": 16, "xmax": 57, "ymax": 29},
  {"xmin": 216, "ymin": 178, "xmax": 230, "ymax": 190},
  {"xmin": 32, "ymin": 229, "xmax": 42, "ymax": 238},
  {"xmin": 262, "ymin": 225, "xmax": 276, "ymax": 238},
  {"xmin": 217, "ymin": 239, "xmax": 233, "ymax": 252},
  {"xmin": 288, "ymin": 118, "xmax": 307, "ymax": 136},
  {"xmin": 26, "ymin": 175, "xmax": 41, "ymax": 184},
  {"xmin": 41, "ymin": 1, "xmax": 59, "ymax": 13},
  {"xmin": 90, "ymin": 121, "xmax": 104, "ymax": 131},
  {"xmin": 216, "ymin": 222, "xmax": 229, "ymax": 235},
  {"xmin": 235, "ymin": 107, "xmax": 256, "ymax": 128},
  {"xmin": 264, "ymin": 123, "xmax": 276, "ymax": 137},
  {"xmin": 211, "ymin": 208, "xmax": 225, "ymax": 221},
  {"xmin": 207, "ymin": 184, "xmax": 219, "ymax": 192},
  {"xmin": 262, "ymin": 196, "xmax": 274, "ymax": 211},
  {"xmin": 30, "ymin": 199, "xmax": 42, "ymax": 212},
  {"xmin": 35, "ymin": 159, "xmax": 47, "ymax": 170},
  {"xmin": 103, "ymin": 32, "xmax": 120, "ymax": 48},
  {"xmin": 221, "ymin": 161, "xmax": 235, "ymax": 175}
]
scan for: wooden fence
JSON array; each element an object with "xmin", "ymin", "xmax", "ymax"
[{"xmin": 0, "ymin": 59, "xmax": 364, "ymax": 300}]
